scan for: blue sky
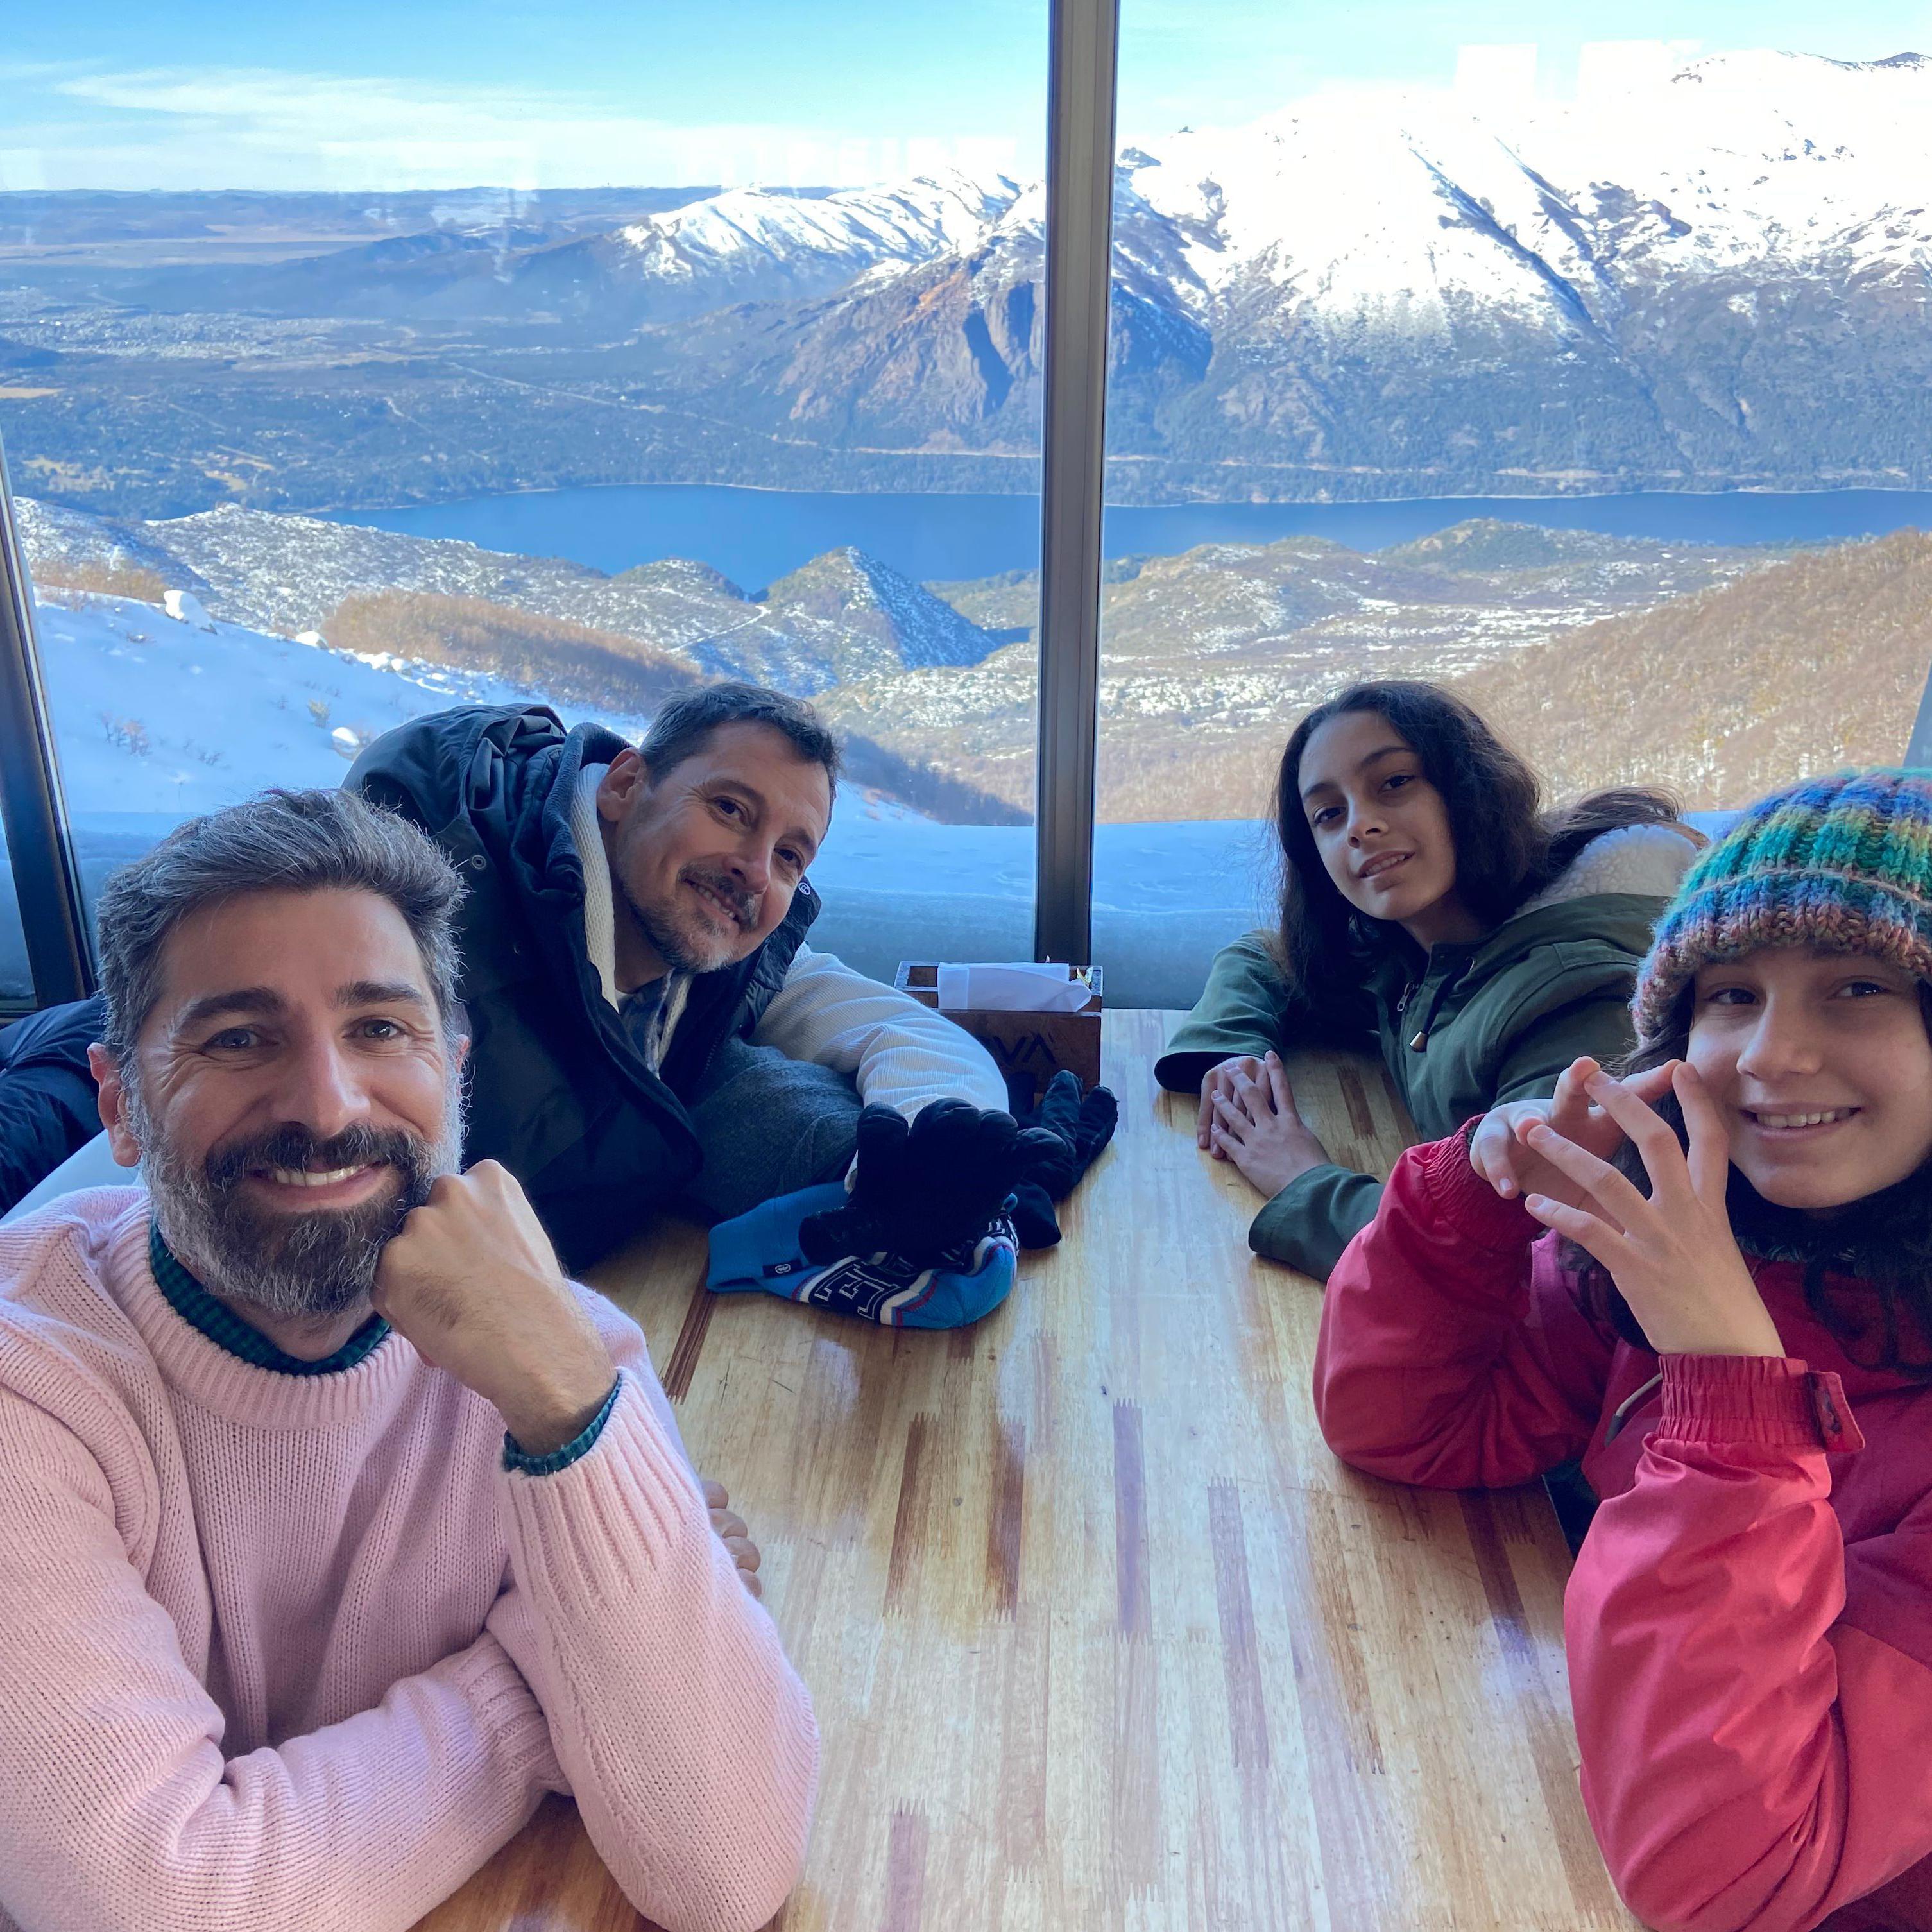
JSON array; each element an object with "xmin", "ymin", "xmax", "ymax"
[{"xmin": 2, "ymin": 0, "xmax": 1928, "ymax": 191}]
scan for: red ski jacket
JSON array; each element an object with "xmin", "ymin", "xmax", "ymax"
[{"xmin": 1313, "ymin": 1129, "xmax": 1932, "ymax": 1932}]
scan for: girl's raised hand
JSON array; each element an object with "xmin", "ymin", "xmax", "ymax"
[
  {"xmin": 1469, "ymin": 1057, "xmax": 1675, "ymax": 1206},
  {"xmin": 1519, "ymin": 1063, "xmax": 1784, "ymax": 1359}
]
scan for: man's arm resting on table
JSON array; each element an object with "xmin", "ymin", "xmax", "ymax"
[
  {"xmin": 753, "ymin": 945, "xmax": 1009, "ymax": 1115},
  {"xmin": 0, "ymin": 1397, "xmax": 561, "ymax": 1932},
  {"xmin": 490, "ymin": 1362, "xmax": 819, "ymax": 1932},
  {"xmin": 368, "ymin": 1161, "xmax": 817, "ymax": 1932}
]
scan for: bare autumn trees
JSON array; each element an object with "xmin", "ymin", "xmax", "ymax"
[{"xmin": 1458, "ymin": 530, "xmax": 1932, "ymax": 809}]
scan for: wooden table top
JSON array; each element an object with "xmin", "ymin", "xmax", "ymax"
[{"xmin": 417, "ymin": 1011, "xmax": 1636, "ymax": 1932}]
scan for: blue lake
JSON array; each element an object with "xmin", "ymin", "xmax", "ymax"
[{"xmin": 326, "ymin": 481, "xmax": 1932, "ymax": 591}]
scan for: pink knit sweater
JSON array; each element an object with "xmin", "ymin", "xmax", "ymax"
[{"xmin": 0, "ymin": 1188, "xmax": 819, "ymax": 1932}]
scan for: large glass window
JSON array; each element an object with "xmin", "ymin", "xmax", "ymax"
[
  {"xmin": 1, "ymin": 1, "xmax": 1048, "ymax": 982},
  {"xmin": 14, "ymin": 8, "xmax": 1929, "ymax": 1007},
  {"xmin": 1092, "ymin": 6, "xmax": 1932, "ymax": 1007}
]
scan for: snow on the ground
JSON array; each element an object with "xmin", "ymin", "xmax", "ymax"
[
  {"xmin": 35, "ymin": 589, "xmax": 533, "ymax": 823},
  {"xmin": 34, "ymin": 585, "xmax": 925, "ymax": 839}
]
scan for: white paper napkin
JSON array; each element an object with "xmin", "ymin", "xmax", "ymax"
[{"xmin": 936, "ymin": 962, "xmax": 1094, "ymax": 1014}]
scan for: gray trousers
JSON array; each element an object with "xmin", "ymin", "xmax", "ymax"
[{"xmin": 680, "ymin": 1034, "xmax": 862, "ymax": 1224}]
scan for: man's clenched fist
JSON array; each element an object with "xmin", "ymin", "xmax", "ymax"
[{"xmin": 373, "ymin": 1160, "xmax": 617, "ymax": 1458}]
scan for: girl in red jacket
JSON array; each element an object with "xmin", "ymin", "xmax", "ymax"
[{"xmin": 1315, "ymin": 768, "xmax": 1932, "ymax": 1932}]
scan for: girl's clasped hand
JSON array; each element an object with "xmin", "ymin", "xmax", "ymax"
[
  {"xmin": 1197, "ymin": 1050, "xmax": 1337, "ymax": 1199},
  {"xmin": 1469, "ymin": 1054, "xmax": 1784, "ymax": 1360}
]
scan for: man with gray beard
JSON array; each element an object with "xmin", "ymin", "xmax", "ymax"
[
  {"xmin": 123, "ymin": 1012, "xmax": 466, "ymax": 1328},
  {"xmin": 0, "ymin": 789, "xmax": 816, "ymax": 1932}
]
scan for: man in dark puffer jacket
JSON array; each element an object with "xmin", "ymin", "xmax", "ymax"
[{"xmin": 347, "ymin": 686, "xmax": 1020, "ymax": 1271}]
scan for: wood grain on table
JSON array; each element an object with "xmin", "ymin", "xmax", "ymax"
[{"xmin": 416, "ymin": 1011, "xmax": 1635, "ymax": 1932}]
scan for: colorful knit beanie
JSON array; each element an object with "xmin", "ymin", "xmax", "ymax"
[{"xmin": 1632, "ymin": 769, "xmax": 1932, "ymax": 1048}]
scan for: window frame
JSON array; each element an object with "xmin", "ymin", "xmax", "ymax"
[
  {"xmin": 1033, "ymin": 0, "xmax": 1119, "ymax": 966},
  {"xmin": 0, "ymin": 445, "xmax": 90, "ymax": 1014}
]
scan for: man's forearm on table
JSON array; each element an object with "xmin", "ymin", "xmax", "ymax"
[{"xmin": 494, "ymin": 1374, "xmax": 819, "ymax": 1931}]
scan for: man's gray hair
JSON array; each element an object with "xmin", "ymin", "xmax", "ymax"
[
  {"xmin": 95, "ymin": 787, "xmax": 465, "ymax": 1067},
  {"xmin": 639, "ymin": 682, "xmax": 841, "ymax": 799}
]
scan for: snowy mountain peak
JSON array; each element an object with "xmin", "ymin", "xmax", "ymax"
[
  {"xmin": 764, "ymin": 547, "xmax": 1003, "ymax": 677},
  {"xmin": 1108, "ymin": 46, "xmax": 1932, "ymax": 321},
  {"xmin": 615, "ymin": 170, "xmax": 1023, "ymax": 282}
]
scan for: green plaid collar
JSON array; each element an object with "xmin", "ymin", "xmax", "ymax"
[{"xmin": 147, "ymin": 1221, "xmax": 390, "ymax": 1377}]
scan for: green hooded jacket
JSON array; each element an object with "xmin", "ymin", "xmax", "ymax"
[{"xmin": 1154, "ymin": 824, "xmax": 1698, "ymax": 1281}]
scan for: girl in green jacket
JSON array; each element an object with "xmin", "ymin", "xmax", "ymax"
[{"xmin": 1156, "ymin": 680, "xmax": 1699, "ymax": 1280}]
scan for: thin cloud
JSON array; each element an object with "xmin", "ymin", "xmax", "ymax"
[{"xmin": 24, "ymin": 64, "xmax": 1009, "ymax": 191}]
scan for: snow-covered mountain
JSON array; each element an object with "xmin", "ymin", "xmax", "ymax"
[
  {"xmin": 144, "ymin": 169, "xmax": 1028, "ymax": 330},
  {"xmin": 758, "ymin": 546, "xmax": 1000, "ymax": 682},
  {"xmin": 600, "ymin": 170, "xmax": 1025, "ymax": 314},
  {"xmin": 142, "ymin": 49, "xmax": 1932, "ymax": 345},
  {"xmin": 10, "ymin": 49, "xmax": 1932, "ymax": 517},
  {"xmin": 1121, "ymin": 49, "xmax": 1932, "ymax": 318},
  {"xmin": 608, "ymin": 47, "xmax": 1932, "ymax": 495}
]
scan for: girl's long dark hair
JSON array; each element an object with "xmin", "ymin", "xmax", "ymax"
[
  {"xmin": 1273, "ymin": 680, "xmax": 1682, "ymax": 1013},
  {"xmin": 1574, "ymin": 986, "xmax": 1932, "ymax": 1378}
]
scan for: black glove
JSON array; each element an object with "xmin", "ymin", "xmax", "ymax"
[
  {"xmin": 799, "ymin": 1099, "xmax": 1026, "ymax": 1269},
  {"xmin": 1008, "ymin": 1070, "xmax": 1119, "ymax": 1248}
]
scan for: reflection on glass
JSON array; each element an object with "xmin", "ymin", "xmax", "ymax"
[
  {"xmin": 1093, "ymin": 6, "xmax": 1932, "ymax": 1007},
  {"xmin": 1, "ymin": 3, "xmax": 1047, "ymax": 982}
]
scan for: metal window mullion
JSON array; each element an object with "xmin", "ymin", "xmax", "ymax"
[
  {"xmin": 1034, "ymin": 0, "xmax": 1119, "ymax": 965},
  {"xmin": 0, "ymin": 435, "xmax": 93, "ymax": 1005}
]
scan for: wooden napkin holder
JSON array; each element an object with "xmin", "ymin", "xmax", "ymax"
[{"xmin": 894, "ymin": 962, "xmax": 1104, "ymax": 1106}]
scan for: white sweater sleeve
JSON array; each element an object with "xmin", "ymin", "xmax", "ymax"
[{"xmin": 750, "ymin": 946, "xmax": 1010, "ymax": 1116}]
